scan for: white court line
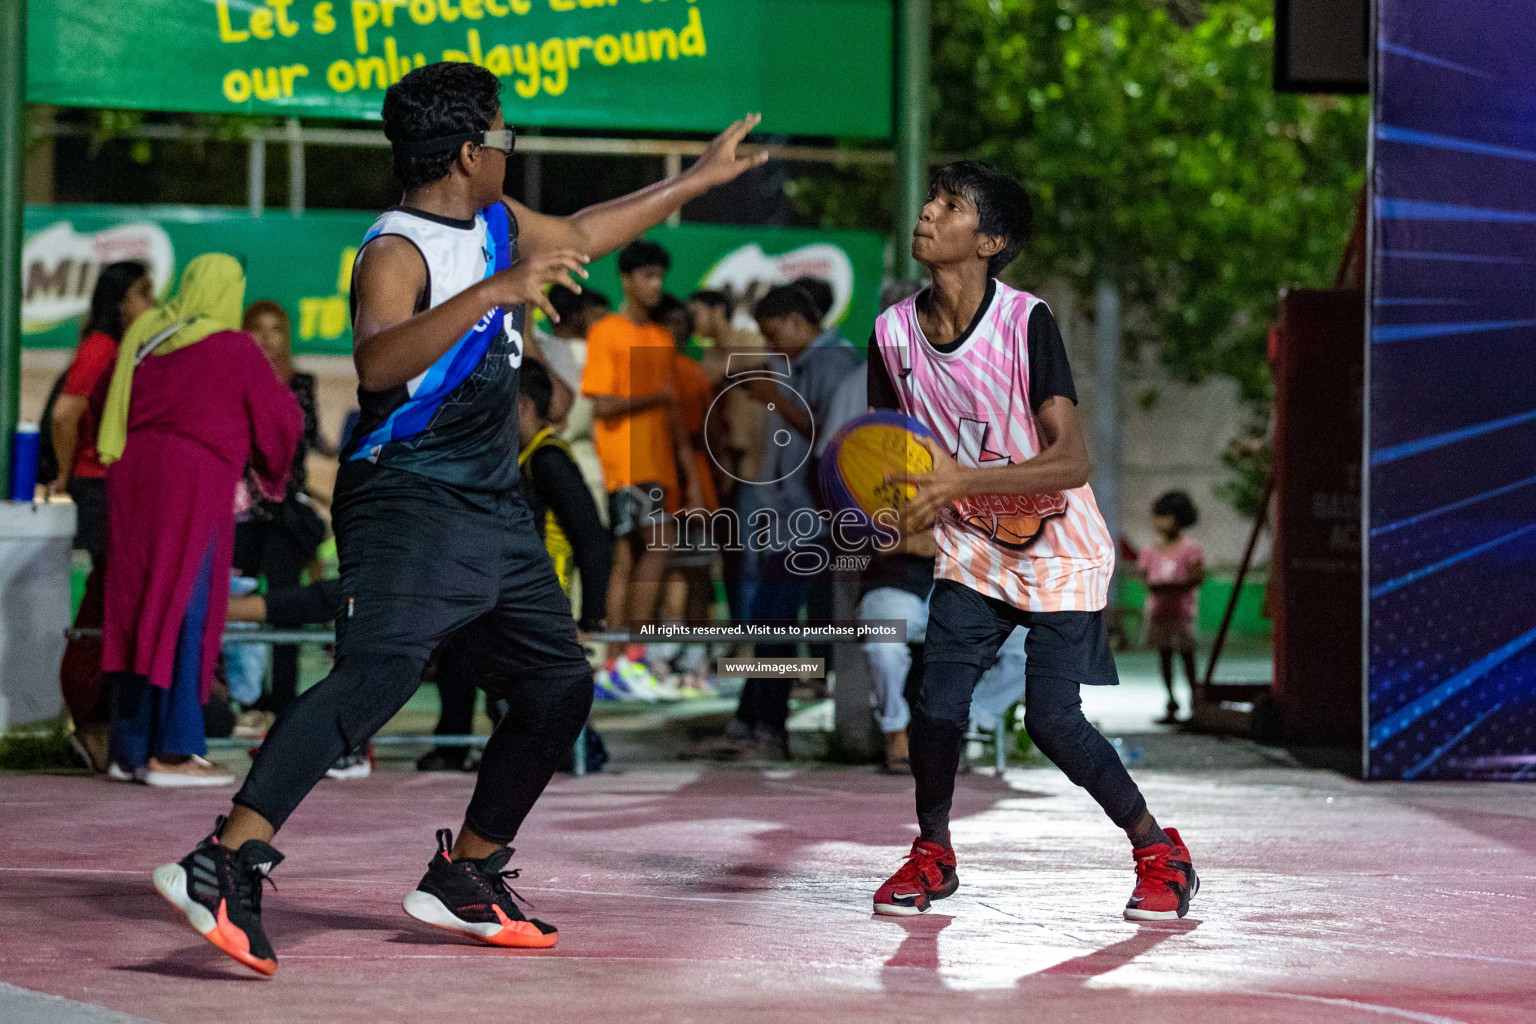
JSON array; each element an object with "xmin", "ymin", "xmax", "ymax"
[
  {"xmin": 1250, "ymin": 992, "xmax": 1472, "ymax": 1024},
  {"xmin": 0, "ymin": 867, "xmax": 144, "ymax": 875}
]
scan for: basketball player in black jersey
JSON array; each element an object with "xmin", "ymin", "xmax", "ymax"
[{"xmin": 151, "ymin": 62, "xmax": 767, "ymax": 975}]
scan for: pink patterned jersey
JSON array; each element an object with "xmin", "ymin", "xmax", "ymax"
[{"xmin": 873, "ymin": 282, "xmax": 1115, "ymax": 612}]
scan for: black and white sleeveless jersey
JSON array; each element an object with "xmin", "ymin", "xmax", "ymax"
[{"xmin": 343, "ymin": 202, "xmax": 526, "ymax": 493}]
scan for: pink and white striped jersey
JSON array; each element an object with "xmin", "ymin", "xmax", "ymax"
[{"xmin": 873, "ymin": 282, "xmax": 1115, "ymax": 613}]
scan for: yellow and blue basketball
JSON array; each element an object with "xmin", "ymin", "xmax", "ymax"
[{"xmin": 818, "ymin": 411, "xmax": 937, "ymax": 538}]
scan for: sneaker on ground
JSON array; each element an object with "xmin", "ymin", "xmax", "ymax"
[
  {"xmin": 650, "ymin": 671, "xmax": 682, "ymax": 701},
  {"xmin": 677, "ymin": 671, "xmax": 716, "ymax": 699},
  {"xmin": 402, "ymin": 829, "xmax": 559, "ymax": 948},
  {"xmin": 106, "ymin": 762, "xmax": 139, "ymax": 783},
  {"xmin": 326, "ymin": 748, "xmax": 373, "ymax": 780},
  {"xmin": 1124, "ymin": 827, "xmax": 1199, "ymax": 921},
  {"xmin": 69, "ymin": 724, "xmax": 110, "ymax": 774},
  {"xmin": 233, "ymin": 710, "xmax": 275, "ymax": 739},
  {"xmin": 151, "ymin": 816, "xmax": 283, "ymax": 977},
  {"xmin": 610, "ymin": 656, "xmax": 662, "ymax": 701},
  {"xmin": 143, "ymin": 755, "xmax": 234, "ymax": 788},
  {"xmin": 593, "ymin": 667, "xmax": 629, "ymax": 702},
  {"xmin": 873, "ymin": 838, "xmax": 960, "ymax": 916}
]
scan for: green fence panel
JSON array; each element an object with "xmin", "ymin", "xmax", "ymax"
[{"xmin": 22, "ymin": 205, "xmax": 886, "ymax": 356}]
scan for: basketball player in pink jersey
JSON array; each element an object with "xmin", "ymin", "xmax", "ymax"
[{"xmin": 866, "ymin": 161, "xmax": 1198, "ymax": 921}]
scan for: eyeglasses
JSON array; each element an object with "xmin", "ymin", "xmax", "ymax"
[{"xmin": 477, "ymin": 129, "xmax": 516, "ymax": 155}]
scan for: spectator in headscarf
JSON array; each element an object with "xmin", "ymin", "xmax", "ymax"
[{"xmin": 97, "ymin": 254, "xmax": 303, "ymax": 786}]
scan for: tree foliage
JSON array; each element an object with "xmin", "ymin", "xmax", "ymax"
[{"xmin": 792, "ymin": 0, "xmax": 1367, "ymax": 408}]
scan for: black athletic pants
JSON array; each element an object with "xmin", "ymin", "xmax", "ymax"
[
  {"xmin": 912, "ymin": 580, "xmax": 1149, "ymax": 842},
  {"xmin": 233, "ymin": 466, "xmax": 593, "ymax": 845}
]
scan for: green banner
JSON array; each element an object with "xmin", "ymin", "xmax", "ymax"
[
  {"xmin": 26, "ymin": 0, "xmax": 892, "ymax": 138},
  {"xmin": 21, "ymin": 205, "xmax": 885, "ymax": 356}
]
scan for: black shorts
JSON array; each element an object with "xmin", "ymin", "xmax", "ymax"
[
  {"xmin": 923, "ymin": 578, "xmax": 1119, "ymax": 686},
  {"xmin": 607, "ymin": 481, "xmax": 669, "ymax": 538},
  {"xmin": 331, "ymin": 464, "xmax": 587, "ymax": 678}
]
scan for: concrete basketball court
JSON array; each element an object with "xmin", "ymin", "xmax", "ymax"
[{"xmin": 3, "ymin": 745, "xmax": 1533, "ymax": 1024}]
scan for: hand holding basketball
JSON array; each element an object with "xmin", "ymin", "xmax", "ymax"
[
  {"xmin": 818, "ymin": 411, "xmax": 938, "ymax": 542},
  {"xmin": 893, "ymin": 436, "xmax": 967, "ymax": 532}
]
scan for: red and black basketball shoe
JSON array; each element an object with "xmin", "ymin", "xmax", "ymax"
[
  {"xmin": 873, "ymin": 838, "xmax": 960, "ymax": 916},
  {"xmin": 1124, "ymin": 827, "xmax": 1199, "ymax": 921},
  {"xmin": 152, "ymin": 818, "xmax": 283, "ymax": 977},
  {"xmin": 402, "ymin": 830, "xmax": 559, "ymax": 948}
]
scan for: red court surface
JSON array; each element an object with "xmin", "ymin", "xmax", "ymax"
[{"xmin": 3, "ymin": 761, "xmax": 1534, "ymax": 1024}]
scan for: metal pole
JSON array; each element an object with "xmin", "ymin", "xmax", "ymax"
[
  {"xmin": 247, "ymin": 132, "xmax": 266, "ymax": 218},
  {"xmin": 1093, "ymin": 278, "xmax": 1122, "ymax": 572},
  {"xmin": 522, "ymin": 128, "xmax": 542, "ymax": 213},
  {"xmin": 1202, "ymin": 473, "xmax": 1274, "ymax": 692},
  {"xmin": 895, "ymin": 0, "xmax": 930, "ymax": 280},
  {"xmin": 0, "ymin": 0, "xmax": 26, "ymax": 489},
  {"xmin": 286, "ymin": 117, "xmax": 304, "ymax": 216}
]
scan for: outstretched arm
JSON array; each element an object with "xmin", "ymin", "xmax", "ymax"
[{"xmin": 508, "ymin": 115, "xmax": 768, "ymax": 261}]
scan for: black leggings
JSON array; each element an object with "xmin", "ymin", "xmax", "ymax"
[
  {"xmin": 912, "ymin": 670, "xmax": 1147, "ymax": 839},
  {"xmin": 234, "ymin": 652, "xmax": 591, "ymax": 844},
  {"xmin": 911, "ymin": 580, "xmax": 1149, "ymax": 842}
]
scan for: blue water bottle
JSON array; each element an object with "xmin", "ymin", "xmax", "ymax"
[{"xmin": 10, "ymin": 422, "xmax": 41, "ymax": 502}]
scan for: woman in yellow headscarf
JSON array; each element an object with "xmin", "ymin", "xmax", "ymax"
[{"xmin": 97, "ymin": 254, "xmax": 304, "ymax": 787}]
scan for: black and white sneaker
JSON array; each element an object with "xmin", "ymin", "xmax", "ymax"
[
  {"xmin": 151, "ymin": 817, "xmax": 283, "ymax": 976},
  {"xmin": 326, "ymin": 747, "xmax": 373, "ymax": 780},
  {"xmin": 402, "ymin": 829, "xmax": 559, "ymax": 948}
]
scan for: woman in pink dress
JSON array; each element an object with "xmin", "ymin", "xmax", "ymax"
[{"xmin": 96, "ymin": 254, "xmax": 303, "ymax": 786}]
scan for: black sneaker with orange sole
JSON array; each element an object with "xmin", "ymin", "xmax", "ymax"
[
  {"xmin": 152, "ymin": 817, "xmax": 283, "ymax": 977},
  {"xmin": 402, "ymin": 829, "xmax": 559, "ymax": 948},
  {"xmin": 873, "ymin": 838, "xmax": 960, "ymax": 916}
]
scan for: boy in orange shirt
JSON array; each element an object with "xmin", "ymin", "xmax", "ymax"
[
  {"xmin": 654, "ymin": 294, "xmax": 720, "ymax": 690},
  {"xmin": 581, "ymin": 241, "xmax": 705, "ymax": 693}
]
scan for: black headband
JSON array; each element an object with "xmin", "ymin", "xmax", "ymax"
[{"xmin": 393, "ymin": 132, "xmax": 484, "ymax": 155}]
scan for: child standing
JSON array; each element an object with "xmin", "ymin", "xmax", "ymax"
[
  {"xmin": 866, "ymin": 161, "xmax": 1197, "ymax": 922},
  {"xmin": 1138, "ymin": 491, "xmax": 1205, "ymax": 724}
]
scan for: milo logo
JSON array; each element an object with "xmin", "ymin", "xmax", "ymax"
[
  {"xmin": 22, "ymin": 221, "xmax": 174, "ymax": 333},
  {"xmin": 702, "ymin": 242, "xmax": 854, "ymax": 330}
]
